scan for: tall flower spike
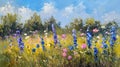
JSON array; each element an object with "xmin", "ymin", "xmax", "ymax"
[
  {"xmin": 16, "ymin": 30, "xmax": 24, "ymax": 53},
  {"xmin": 110, "ymin": 26, "xmax": 117, "ymax": 47},
  {"xmin": 52, "ymin": 24, "xmax": 58, "ymax": 45},
  {"xmin": 102, "ymin": 37, "xmax": 108, "ymax": 49},
  {"xmin": 16, "ymin": 30, "xmax": 20, "ymax": 37},
  {"xmin": 86, "ymin": 27, "xmax": 92, "ymax": 48},
  {"xmin": 102, "ymin": 37, "xmax": 108, "ymax": 55},
  {"xmin": 41, "ymin": 38, "xmax": 45, "ymax": 51},
  {"xmin": 72, "ymin": 29, "xmax": 77, "ymax": 48},
  {"xmin": 94, "ymin": 47, "xmax": 98, "ymax": 62}
]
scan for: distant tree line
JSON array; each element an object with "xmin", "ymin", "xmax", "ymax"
[{"xmin": 0, "ymin": 13, "xmax": 119, "ymax": 38}]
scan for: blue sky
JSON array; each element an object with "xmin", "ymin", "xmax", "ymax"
[{"xmin": 0, "ymin": 0, "xmax": 120, "ymax": 27}]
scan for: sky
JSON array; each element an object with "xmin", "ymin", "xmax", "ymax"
[{"xmin": 0, "ymin": 0, "xmax": 120, "ymax": 27}]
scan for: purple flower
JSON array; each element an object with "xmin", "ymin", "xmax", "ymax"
[
  {"xmin": 16, "ymin": 30, "xmax": 20, "ymax": 36},
  {"xmin": 72, "ymin": 29, "xmax": 77, "ymax": 48},
  {"xmin": 52, "ymin": 24, "xmax": 58, "ymax": 45}
]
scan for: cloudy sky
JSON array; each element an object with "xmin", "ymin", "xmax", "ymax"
[{"xmin": 0, "ymin": 0, "xmax": 120, "ymax": 27}]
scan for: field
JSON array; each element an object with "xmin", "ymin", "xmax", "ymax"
[{"xmin": 0, "ymin": 31, "xmax": 120, "ymax": 67}]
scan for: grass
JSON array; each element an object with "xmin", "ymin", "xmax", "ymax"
[{"xmin": 0, "ymin": 34, "xmax": 120, "ymax": 67}]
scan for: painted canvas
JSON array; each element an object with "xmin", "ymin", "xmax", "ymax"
[{"xmin": 0, "ymin": 0, "xmax": 120, "ymax": 67}]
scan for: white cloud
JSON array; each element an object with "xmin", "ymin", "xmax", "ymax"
[
  {"xmin": 0, "ymin": 2, "xmax": 16, "ymax": 15},
  {"xmin": 0, "ymin": 2, "xmax": 119, "ymax": 27},
  {"xmin": 102, "ymin": 11, "xmax": 120, "ymax": 24},
  {"xmin": 18, "ymin": 6, "xmax": 35, "ymax": 23},
  {"xmin": 0, "ymin": 3, "xmax": 35, "ymax": 23},
  {"xmin": 63, "ymin": 5, "xmax": 74, "ymax": 17},
  {"xmin": 40, "ymin": 3, "xmax": 57, "ymax": 21}
]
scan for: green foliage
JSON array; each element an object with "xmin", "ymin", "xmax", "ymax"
[
  {"xmin": 44, "ymin": 16, "xmax": 60, "ymax": 32},
  {"xmin": 23, "ymin": 13, "xmax": 44, "ymax": 34},
  {"xmin": 0, "ymin": 13, "xmax": 22, "ymax": 38},
  {"xmin": 0, "ymin": 13, "xmax": 119, "ymax": 38}
]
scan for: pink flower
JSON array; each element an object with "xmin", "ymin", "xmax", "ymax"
[
  {"xmin": 68, "ymin": 55, "xmax": 72, "ymax": 60},
  {"xmin": 61, "ymin": 34, "xmax": 66, "ymax": 39},
  {"xmin": 73, "ymin": 51, "xmax": 78, "ymax": 55},
  {"xmin": 81, "ymin": 44, "xmax": 87, "ymax": 49},
  {"xmin": 63, "ymin": 48, "xmax": 67, "ymax": 53},
  {"xmin": 80, "ymin": 33, "xmax": 85, "ymax": 37},
  {"xmin": 93, "ymin": 28, "xmax": 99, "ymax": 33},
  {"xmin": 105, "ymin": 31, "xmax": 110, "ymax": 34},
  {"xmin": 62, "ymin": 52, "xmax": 67, "ymax": 57}
]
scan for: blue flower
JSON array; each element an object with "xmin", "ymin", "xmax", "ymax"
[
  {"xmin": 74, "ymin": 44, "xmax": 77, "ymax": 48},
  {"xmin": 52, "ymin": 24, "xmax": 58, "ymax": 45},
  {"xmin": 111, "ymin": 34, "xmax": 117, "ymax": 41},
  {"xmin": 86, "ymin": 32, "xmax": 92, "ymax": 40},
  {"xmin": 72, "ymin": 29, "xmax": 78, "ymax": 48},
  {"xmin": 94, "ymin": 47, "xmax": 98, "ymax": 55},
  {"xmin": 68, "ymin": 46, "xmax": 74, "ymax": 50},
  {"xmin": 86, "ymin": 31, "xmax": 92, "ymax": 48},
  {"xmin": 103, "ymin": 49, "xmax": 107, "ymax": 54},
  {"xmin": 94, "ymin": 47, "xmax": 98, "ymax": 61},
  {"xmin": 41, "ymin": 38, "xmax": 45, "ymax": 46},
  {"xmin": 87, "ymin": 40, "xmax": 92, "ymax": 48},
  {"xmin": 74, "ymin": 39, "xmax": 77, "ymax": 43},
  {"xmin": 32, "ymin": 48, "xmax": 36, "ymax": 52},
  {"xmin": 110, "ymin": 26, "xmax": 117, "ymax": 47},
  {"xmin": 36, "ymin": 44, "xmax": 40, "ymax": 48},
  {"xmin": 110, "ymin": 39, "xmax": 114, "ymax": 47},
  {"xmin": 16, "ymin": 30, "xmax": 20, "ymax": 36},
  {"xmin": 102, "ymin": 42, "xmax": 108, "ymax": 49}
]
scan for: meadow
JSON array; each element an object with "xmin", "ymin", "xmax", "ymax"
[
  {"xmin": 0, "ymin": 25, "xmax": 120, "ymax": 67},
  {"xmin": 0, "ymin": 12, "xmax": 120, "ymax": 67}
]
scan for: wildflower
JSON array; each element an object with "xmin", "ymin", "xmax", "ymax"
[
  {"xmin": 94, "ymin": 47, "xmax": 98, "ymax": 61},
  {"xmin": 102, "ymin": 37, "xmax": 108, "ymax": 49},
  {"xmin": 110, "ymin": 26, "xmax": 117, "ymax": 47},
  {"xmin": 73, "ymin": 51, "xmax": 78, "ymax": 55},
  {"xmin": 61, "ymin": 34, "xmax": 66, "ymax": 39},
  {"xmin": 68, "ymin": 46, "xmax": 74, "ymax": 51},
  {"xmin": 63, "ymin": 48, "xmax": 67, "ymax": 53},
  {"xmin": 36, "ymin": 44, "xmax": 40, "ymax": 48},
  {"xmin": 62, "ymin": 52, "xmax": 67, "ymax": 57},
  {"xmin": 24, "ymin": 33, "xmax": 27, "ymax": 36},
  {"xmin": 97, "ymin": 36, "xmax": 100, "ymax": 40},
  {"xmin": 57, "ymin": 40, "xmax": 61, "ymax": 47},
  {"xmin": 41, "ymin": 38, "xmax": 45, "ymax": 51},
  {"xmin": 103, "ymin": 49, "xmax": 107, "ymax": 55},
  {"xmin": 32, "ymin": 48, "xmax": 36, "ymax": 52},
  {"xmin": 52, "ymin": 24, "xmax": 58, "ymax": 45},
  {"xmin": 86, "ymin": 28, "xmax": 92, "ymax": 48},
  {"xmin": 13, "ymin": 34, "xmax": 17, "ymax": 38},
  {"xmin": 72, "ymin": 29, "xmax": 77, "ymax": 48},
  {"xmin": 16, "ymin": 30, "xmax": 20, "ymax": 36},
  {"xmin": 81, "ymin": 44, "xmax": 87, "ymax": 49},
  {"xmin": 25, "ymin": 36, "xmax": 30, "ymax": 39},
  {"xmin": 19, "ymin": 43, "xmax": 24, "ymax": 51},
  {"xmin": 17, "ymin": 36, "xmax": 24, "ymax": 52},
  {"xmin": 68, "ymin": 55, "xmax": 72, "ymax": 60},
  {"xmin": 80, "ymin": 33, "xmax": 85, "ymax": 37},
  {"xmin": 93, "ymin": 28, "xmax": 99, "ymax": 33}
]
